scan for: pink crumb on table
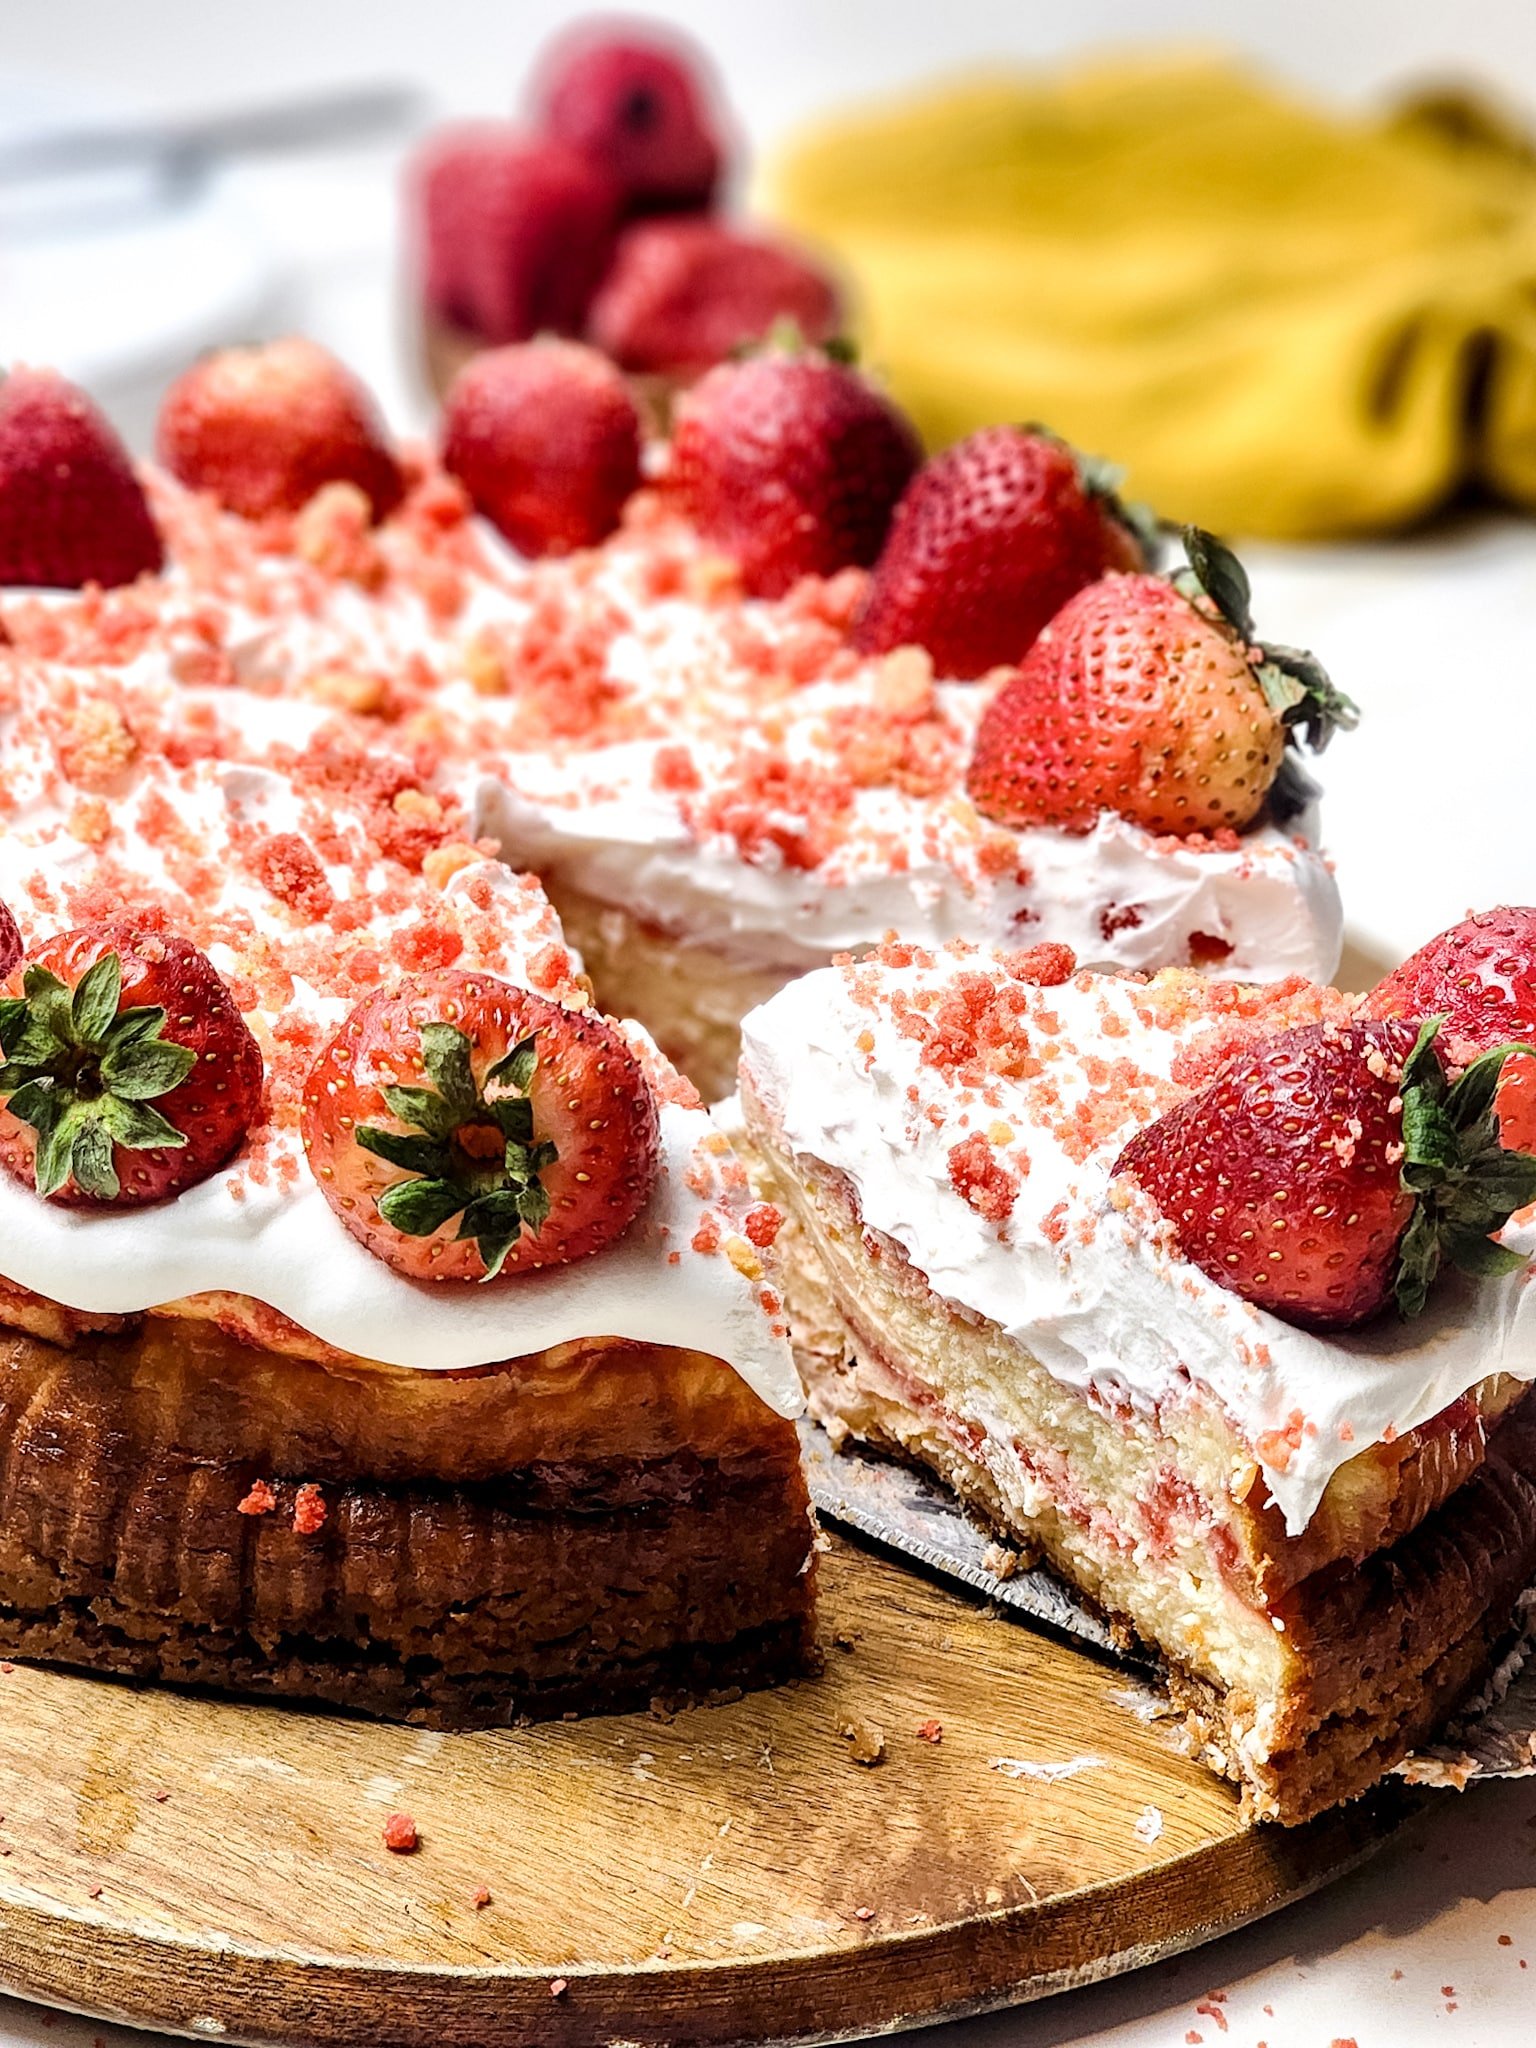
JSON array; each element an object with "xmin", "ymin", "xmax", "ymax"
[{"xmin": 382, "ymin": 1812, "xmax": 419, "ymax": 1853}]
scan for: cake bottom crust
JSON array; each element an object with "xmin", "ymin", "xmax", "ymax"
[{"xmin": 0, "ymin": 1321, "xmax": 818, "ymax": 1727}]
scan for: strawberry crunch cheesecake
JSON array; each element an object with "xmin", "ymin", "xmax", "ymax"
[
  {"xmin": 5, "ymin": 339, "xmax": 1347, "ymax": 1104},
  {"xmin": 741, "ymin": 919, "xmax": 1536, "ymax": 1823},
  {"xmin": 0, "ymin": 372, "xmax": 814, "ymax": 1722}
]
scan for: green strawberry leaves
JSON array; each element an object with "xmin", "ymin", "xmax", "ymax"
[
  {"xmin": 1178, "ymin": 526, "xmax": 1360, "ymax": 763},
  {"xmin": 0, "ymin": 953, "xmax": 193, "ymax": 1199},
  {"xmin": 357, "ymin": 1025, "xmax": 558, "ymax": 1281},
  {"xmin": 1394, "ymin": 1018, "xmax": 1536, "ymax": 1317}
]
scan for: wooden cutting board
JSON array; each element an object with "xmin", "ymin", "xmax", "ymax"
[{"xmin": 0, "ymin": 1533, "xmax": 1407, "ymax": 2047}]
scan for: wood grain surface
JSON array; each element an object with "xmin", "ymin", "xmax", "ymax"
[{"xmin": 0, "ymin": 1534, "xmax": 1408, "ymax": 2047}]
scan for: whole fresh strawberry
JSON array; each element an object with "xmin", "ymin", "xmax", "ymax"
[
  {"xmin": 967, "ymin": 528, "xmax": 1357, "ymax": 837},
  {"xmin": 442, "ymin": 339, "xmax": 642, "ymax": 556},
  {"xmin": 532, "ymin": 25, "xmax": 725, "ymax": 216},
  {"xmin": 0, "ymin": 367, "xmax": 162, "ymax": 589},
  {"xmin": 408, "ymin": 125, "xmax": 620, "ymax": 345},
  {"xmin": 1365, "ymin": 906, "xmax": 1536, "ymax": 1155},
  {"xmin": 301, "ymin": 972, "xmax": 659, "ymax": 1282},
  {"xmin": 853, "ymin": 427, "xmax": 1148, "ymax": 677},
  {"xmin": 158, "ymin": 338, "xmax": 402, "ymax": 522},
  {"xmin": 1116, "ymin": 1017, "xmax": 1536, "ymax": 1331},
  {"xmin": 0, "ymin": 904, "xmax": 20, "ymax": 983},
  {"xmin": 671, "ymin": 345, "xmax": 919, "ymax": 599},
  {"xmin": 0, "ymin": 923, "xmax": 263, "ymax": 1206},
  {"xmin": 587, "ymin": 218, "xmax": 842, "ymax": 377}
]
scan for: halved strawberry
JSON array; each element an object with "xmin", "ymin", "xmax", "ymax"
[
  {"xmin": 671, "ymin": 344, "xmax": 919, "ymax": 598},
  {"xmin": 0, "ymin": 922, "xmax": 263, "ymax": 1206},
  {"xmin": 441, "ymin": 339, "xmax": 642, "ymax": 556},
  {"xmin": 301, "ymin": 972, "xmax": 659, "ymax": 1282},
  {"xmin": 967, "ymin": 529, "xmax": 1356, "ymax": 838},
  {"xmin": 408, "ymin": 125, "xmax": 621, "ymax": 346},
  {"xmin": 157, "ymin": 338, "xmax": 403, "ymax": 522},
  {"xmin": 531, "ymin": 24, "xmax": 726, "ymax": 216},
  {"xmin": 587, "ymin": 218, "xmax": 842, "ymax": 377},
  {"xmin": 1115, "ymin": 1016, "xmax": 1536, "ymax": 1332},
  {"xmin": 0, "ymin": 367, "xmax": 163, "ymax": 589},
  {"xmin": 1365, "ymin": 906, "xmax": 1536, "ymax": 1155},
  {"xmin": 853, "ymin": 427, "xmax": 1148, "ymax": 677}
]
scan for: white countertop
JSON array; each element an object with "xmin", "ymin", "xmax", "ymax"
[{"xmin": 4, "ymin": 8, "xmax": 1536, "ymax": 2040}]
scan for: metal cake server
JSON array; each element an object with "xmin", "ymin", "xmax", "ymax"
[{"xmin": 797, "ymin": 1416, "xmax": 1154, "ymax": 1671}]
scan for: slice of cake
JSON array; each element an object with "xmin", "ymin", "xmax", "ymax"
[
  {"xmin": 0, "ymin": 556, "xmax": 813, "ymax": 1719},
  {"xmin": 739, "ymin": 931, "xmax": 1536, "ymax": 1821},
  {"xmin": 2, "ymin": 342, "xmax": 1348, "ymax": 1102}
]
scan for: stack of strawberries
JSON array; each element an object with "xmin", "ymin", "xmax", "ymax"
[{"xmin": 409, "ymin": 20, "xmax": 842, "ymax": 382}]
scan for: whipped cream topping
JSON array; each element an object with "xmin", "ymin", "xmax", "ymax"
[
  {"xmin": 468, "ymin": 751, "xmax": 1341, "ymax": 979},
  {"xmin": 445, "ymin": 525, "xmax": 1343, "ymax": 982},
  {"xmin": 2, "ymin": 466, "xmax": 1344, "ymax": 989},
  {"xmin": 741, "ymin": 949, "xmax": 1536, "ymax": 1531},
  {"xmin": 0, "ymin": 652, "xmax": 799, "ymax": 1413}
]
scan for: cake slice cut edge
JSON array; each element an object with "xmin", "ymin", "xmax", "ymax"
[{"xmin": 736, "ymin": 949, "xmax": 1536, "ymax": 1826}]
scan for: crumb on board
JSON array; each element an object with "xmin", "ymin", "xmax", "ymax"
[
  {"xmin": 549, "ymin": 1978, "xmax": 569, "ymax": 1999},
  {"xmin": 472, "ymin": 1887, "xmax": 492, "ymax": 1910},
  {"xmin": 382, "ymin": 1811, "xmax": 419, "ymax": 1854},
  {"xmin": 1135, "ymin": 1804, "xmax": 1165, "ymax": 1843},
  {"xmin": 990, "ymin": 1754, "xmax": 1104, "ymax": 1783},
  {"xmin": 917, "ymin": 1719, "xmax": 943, "ymax": 1744},
  {"xmin": 839, "ymin": 1717, "xmax": 886, "ymax": 1766}
]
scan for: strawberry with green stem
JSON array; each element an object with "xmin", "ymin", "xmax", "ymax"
[
  {"xmin": 301, "ymin": 973, "xmax": 659, "ymax": 1283},
  {"xmin": 356, "ymin": 1023, "xmax": 558, "ymax": 1278},
  {"xmin": 0, "ymin": 924, "xmax": 263, "ymax": 1205},
  {"xmin": 968, "ymin": 526, "xmax": 1358, "ymax": 839},
  {"xmin": 1116, "ymin": 1015, "xmax": 1536, "ymax": 1333}
]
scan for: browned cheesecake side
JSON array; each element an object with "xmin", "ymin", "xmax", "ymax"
[{"xmin": 0, "ymin": 1311, "xmax": 817, "ymax": 1725}]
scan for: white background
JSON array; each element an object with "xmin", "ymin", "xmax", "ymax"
[
  {"xmin": 10, "ymin": 0, "xmax": 1536, "ymax": 144},
  {"xmin": 4, "ymin": 5, "xmax": 1536, "ymax": 2043}
]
